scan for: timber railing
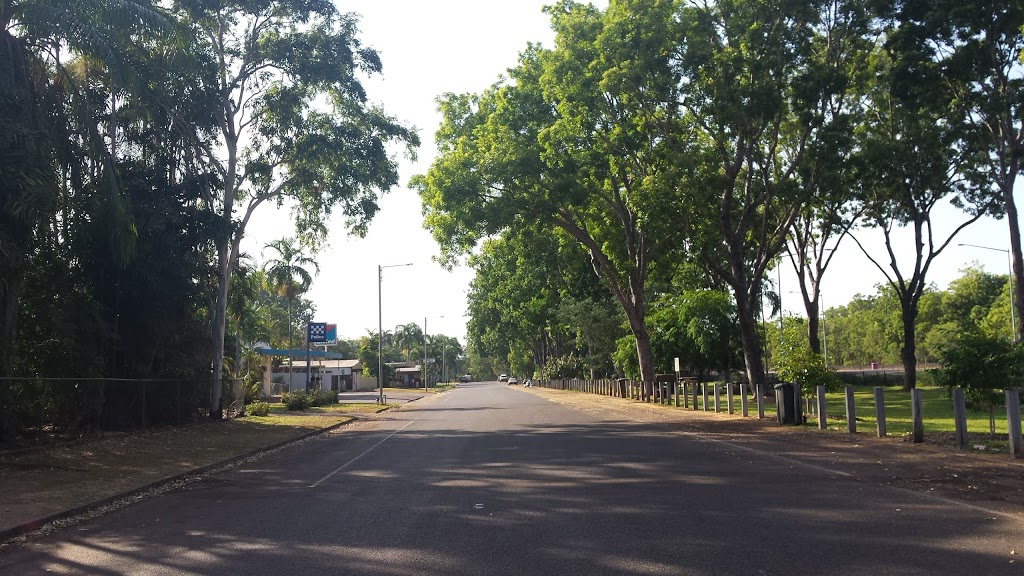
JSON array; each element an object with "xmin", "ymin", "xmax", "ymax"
[{"xmin": 530, "ymin": 378, "xmax": 1024, "ymax": 459}]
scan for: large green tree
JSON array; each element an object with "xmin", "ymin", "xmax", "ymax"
[
  {"xmin": 173, "ymin": 0, "xmax": 418, "ymax": 418},
  {"xmin": 850, "ymin": 9, "xmax": 998, "ymax": 389},
  {"xmin": 672, "ymin": 0, "xmax": 858, "ymax": 394},
  {"xmin": 417, "ymin": 0, "xmax": 685, "ymax": 382},
  {"xmin": 938, "ymin": 0, "xmax": 1024, "ymax": 342}
]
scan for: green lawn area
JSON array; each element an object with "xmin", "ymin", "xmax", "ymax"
[
  {"xmin": 636, "ymin": 382, "xmax": 1015, "ymax": 449},
  {"xmin": 267, "ymin": 402, "xmax": 395, "ymax": 414},
  {"xmin": 815, "ymin": 385, "xmax": 1010, "ymax": 437}
]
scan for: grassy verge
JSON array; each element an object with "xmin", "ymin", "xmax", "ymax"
[
  {"xmin": 0, "ymin": 412, "xmax": 361, "ymax": 535},
  {"xmin": 813, "ymin": 385, "xmax": 1013, "ymax": 448},
  {"xmin": 266, "ymin": 403, "xmax": 395, "ymax": 416}
]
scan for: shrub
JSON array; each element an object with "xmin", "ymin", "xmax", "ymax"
[
  {"xmin": 282, "ymin": 391, "xmax": 310, "ymax": 411},
  {"xmin": 937, "ymin": 332, "xmax": 1023, "ymax": 411},
  {"xmin": 247, "ymin": 400, "xmax": 270, "ymax": 416},
  {"xmin": 308, "ymin": 389, "xmax": 338, "ymax": 407}
]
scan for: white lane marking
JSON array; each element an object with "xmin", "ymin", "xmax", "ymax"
[{"xmin": 309, "ymin": 419, "xmax": 416, "ymax": 488}]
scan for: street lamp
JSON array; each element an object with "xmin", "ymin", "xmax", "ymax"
[
  {"xmin": 379, "ymin": 263, "xmax": 413, "ymax": 404},
  {"xmin": 423, "ymin": 315, "xmax": 444, "ymax": 391},
  {"xmin": 958, "ymin": 243, "xmax": 1016, "ymax": 342}
]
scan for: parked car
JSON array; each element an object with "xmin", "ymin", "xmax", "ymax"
[
  {"xmin": 459, "ymin": 374, "xmax": 472, "ymax": 382},
  {"xmin": 508, "ymin": 376, "xmax": 519, "ymax": 385},
  {"xmin": 498, "ymin": 374, "xmax": 508, "ymax": 382}
]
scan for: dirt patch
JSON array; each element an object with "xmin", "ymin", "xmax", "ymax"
[
  {"xmin": 0, "ymin": 413, "xmax": 357, "ymax": 536},
  {"xmin": 525, "ymin": 387, "xmax": 1024, "ymax": 517}
]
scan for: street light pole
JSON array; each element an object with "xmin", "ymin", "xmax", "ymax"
[
  {"xmin": 379, "ymin": 263, "xmax": 413, "ymax": 404},
  {"xmin": 423, "ymin": 316, "xmax": 427, "ymax": 392},
  {"xmin": 958, "ymin": 243, "xmax": 1016, "ymax": 342}
]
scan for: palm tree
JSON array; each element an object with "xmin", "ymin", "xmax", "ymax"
[
  {"xmin": 0, "ymin": 0, "xmax": 170, "ymax": 442},
  {"xmin": 394, "ymin": 323, "xmax": 423, "ymax": 362},
  {"xmin": 263, "ymin": 238, "xmax": 319, "ymax": 356}
]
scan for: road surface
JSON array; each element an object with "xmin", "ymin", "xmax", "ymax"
[{"xmin": 1, "ymin": 381, "xmax": 1020, "ymax": 575}]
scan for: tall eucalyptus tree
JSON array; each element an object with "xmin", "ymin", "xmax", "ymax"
[{"xmin": 173, "ymin": 0, "xmax": 418, "ymax": 418}]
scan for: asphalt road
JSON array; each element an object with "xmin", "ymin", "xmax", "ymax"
[{"xmin": 1, "ymin": 382, "xmax": 1021, "ymax": 575}]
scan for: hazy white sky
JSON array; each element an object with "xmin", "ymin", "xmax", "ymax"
[{"xmin": 242, "ymin": 1, "xmax": 1020, "ymax": 343}]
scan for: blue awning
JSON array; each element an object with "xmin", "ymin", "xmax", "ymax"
[{"xmin": 254, "ymin": 347, "xmax": 345, "ymax": 359}]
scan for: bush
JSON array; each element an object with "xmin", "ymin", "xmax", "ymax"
[
  {"xmin": 308, "ymin": 389, "xmax": 338, "ymax": 407},
  {"xmin": 247, "ymin": 400, "xmax": 270, "ymax": 416},
  {"xmin": 937, "ymin": 332, "xmax": 1023, "ymax": 411},
  {"xmin": 281, "ymin": 391, "xmax": 310, "ymax": 411}
]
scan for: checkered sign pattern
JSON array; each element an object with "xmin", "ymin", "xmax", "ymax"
[{"xmin": 307, "ymin": 322, "xmax": 328, "ymax": 343}]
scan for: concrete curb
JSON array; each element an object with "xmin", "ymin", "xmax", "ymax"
[{"xmin": 0, "ymin": 414, "xmax": 368, "ymax": 544}]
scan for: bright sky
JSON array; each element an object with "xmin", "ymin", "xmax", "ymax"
[{"xmin": 242, "ymin": 1, "xmax": 1021, "ymax": 344}]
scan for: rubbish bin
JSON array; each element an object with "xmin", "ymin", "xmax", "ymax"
[
  {"xmin": 870, "ymin": 362, "xmax": 879, "ymax": 370},
  {"xmin": 774, "ymin": 382, "xmax": 802, "ymax": 425}
]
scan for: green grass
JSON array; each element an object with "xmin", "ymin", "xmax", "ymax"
[
  {"xmin": 239, "ymin": 413, "xmax": 353, "ymax": 428},
  {"xmin": 267, "ymin": 402, "xmax": 395, "ymax": 414},
  {"xmin": 815, "ymin": 385, "xmax": 1010, "ymax": 437},
  {"xmin": 636, "ymin": 382, "xmax": 1014, "ymax": 446}
]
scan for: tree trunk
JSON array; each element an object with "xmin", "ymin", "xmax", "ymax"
[
  {"xmin": 807, "ymin": 307, "xmax": 821, "ymax": 355},
  {"xmin": 209, "ymin": 237, "xmax": 230, "ymax": 420},
  {"xmin": 899, "ymin": 305, "xmax": 918, "ymax": 390},
  {"xmin": 1004, "ymin": 182, "xmax": 1024, "ymax": 343},
  {"xmin": 630, "ymin": 323, "xmax": 655, "ymax": 381},
  {"xmin": 734, "ymin": 290, "xmax": 768, "ymax": 396}
]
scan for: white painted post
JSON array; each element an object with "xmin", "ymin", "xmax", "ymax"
[
  {"xmin": 1007, "ymin": 389, "xmax": 1023, "ymax": 458},
  {"xmin": 817, "ymin": 386, "xmax": 827, "ymax": 430},
  {"xmin": 845, "ymin": 386, "xmax": 856, "ymax": 433},
  {"xmin": 874, "ymin": 387, "xmax": 886, "ymax": 438},
  {"xmin": 953, "ymin": 388, "xmax": 968, "ymax": 450},
  {"xmin": 911, "ymin": 389, "xmax": 924, "ymax": 443}
]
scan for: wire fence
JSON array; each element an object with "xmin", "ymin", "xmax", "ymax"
[{"xmin": 1, "ymin": 377, "xmax": 244, "ymax": 441}]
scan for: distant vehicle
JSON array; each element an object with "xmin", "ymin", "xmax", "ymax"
[
  {"xmin": 459, "ymin": 374, "xmax": 472, "ymax": 382},
  {"xmin": 498, "ymin": 374, "xmax": 508, "ymax": 382},
  {"xmin": 508, "ymin": 376, "xmax": 519, "ymax": 385}
]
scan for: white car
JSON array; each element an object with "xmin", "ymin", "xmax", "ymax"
[
  {"xmin": 507, "ymin": 376, "xmax": 519, "ymax": 385},
  {"xmin": 498, "ymin": 374, "xmax": 508, "ymax": 382}
]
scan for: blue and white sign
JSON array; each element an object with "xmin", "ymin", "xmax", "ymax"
[{"xmin": 307, "ymin": 322, "xmax": 328, "ymax": 343}]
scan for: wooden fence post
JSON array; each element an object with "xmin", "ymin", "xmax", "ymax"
[
  {"xmin": 845, "ymin": 386, "xmax": 856, "ymax": 433},
  {"xmin": 727, "ymin": 383, "xmax": 735, "ymax": 414},
  {"xmin": 741, "ymin": 383, "xmax": 749, "ymax": 417},
  {"xmin": 714, "ymin": 383, "xmax": 721, "ymax": 413},
  {"xmin": 817, "ymin": 386, "xmax": 827, "ymax": 430},
  {"xmin": 911, "ymin": 388, "xmax": 924, "ymax": 443},
  {"xmin": 874, "ymin": 387, "xmax": 886, "ymax": 438},
  {"xmin": 756, "ymin": 382, "xmax": 765, "ymax": 420},
  {"xmin": 702, "ymin": 382, "xmax": 709, "ymax": 411},
  {"xmin": 953, "ymin": 388, "xmax": 968, "ymax": 450},
  {"xmin": 691, "ymin": 382, "xmax": 698, "ymax": 410},
  {"xmin": 675, "ymin": 382, "xmax": 680, "ymax": 408},
  {"xmin": 1007, "ymin": 388, "xmax": 1023, "ymax": 458}
]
